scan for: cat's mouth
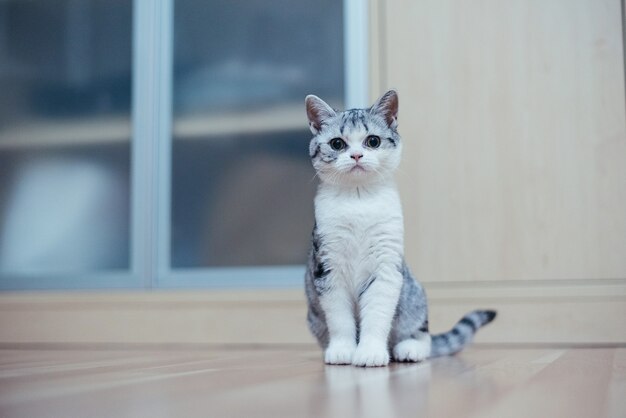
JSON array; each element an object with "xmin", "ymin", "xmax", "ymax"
[{"xmin": 350, "ymin": 165, "xmax": 367, "ymax": 173}]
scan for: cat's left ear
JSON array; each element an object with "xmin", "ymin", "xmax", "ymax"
[
  {"xmin": 370, "ymin": 89, "xmax": 399, "ymax": 129},
  {"xmin": 305, "ymin": 95, "xmax": 336, "ymax": 135}
]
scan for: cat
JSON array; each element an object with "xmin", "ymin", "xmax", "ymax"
[{"xmin": 304, "ymin": 90, "xmax": 496, "ymax": 367}]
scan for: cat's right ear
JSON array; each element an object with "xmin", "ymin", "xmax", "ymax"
[
  {"xmin": 370, "ymin": 89, "xmax": 399, "ymax": 129},
  {"xmin": 305, "ymin": 95, "xmax": 336, "ymax": 135}
]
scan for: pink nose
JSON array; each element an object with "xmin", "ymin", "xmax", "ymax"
[{"xmin": 351, "ymin": 153, "xmax": 363, "ymax": 162}]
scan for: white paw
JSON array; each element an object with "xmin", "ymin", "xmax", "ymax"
[
  {"xmin": 325, "ymin": 341, "xmax": 357, "ymax": 365},
  {"xmin": 392, "ymin": 336, "xmax": 431, "ymax": 362},
  {"xmin": 352, "ymin": 342, "xmax": 390, "ymax": 367}
]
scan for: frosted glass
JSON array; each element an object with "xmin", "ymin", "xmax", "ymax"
[
  {"xmin": 0, "ymin": 1, "xmax": 132, "ymax": 274},
  {"xmin": 171, "ymin": 0, "xmax": 344, "ymax": 267}
]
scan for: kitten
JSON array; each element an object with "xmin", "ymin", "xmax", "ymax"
[{"xmin": 304, "ymin": 90, "xmax": 496, "ymax": 367}]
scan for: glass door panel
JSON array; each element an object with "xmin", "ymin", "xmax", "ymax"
[
  {"xmin": 0, "ymin": 0, "xmax": 132, "ymax": 276},
  {"xmin": 171, "ymin": 0, "xmax": 344, "ymax": 268}
]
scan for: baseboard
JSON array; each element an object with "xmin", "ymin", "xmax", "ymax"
[{"xmin": 0, "ymin": 281, "xmax": 624, "ymax": 345}]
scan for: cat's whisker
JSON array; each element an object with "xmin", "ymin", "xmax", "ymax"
[{"xmin": 309, "ymin": 171, "xmax": 321, "ymax": 184}]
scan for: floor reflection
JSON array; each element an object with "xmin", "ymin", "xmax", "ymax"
[{"xmin": 313, "ymin": 362, "xmax": 432, "ymax": 417}]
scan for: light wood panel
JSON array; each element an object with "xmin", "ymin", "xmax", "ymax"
[
  {"xmin": 378, "ymin": 0, "xmax": 626, "ymax": 282},
  {"xmin": 0, "ymin": 346, "xmax": 623, "ymax": 418},
  {"xmin": 0, "ymin": 287, "xmax": 624, "ymax": 345}
]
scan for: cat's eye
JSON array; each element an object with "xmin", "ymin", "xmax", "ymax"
[
  {"xmin": 329, "ymin": 138, "xmax": 346, "ymax": 151},
  {"xmin": 365, "ymin": 135, "xmax": 381, "ymax": 148}
]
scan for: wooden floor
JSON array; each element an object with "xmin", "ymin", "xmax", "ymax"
[{"xmin": 0, "ymin": 345, "xmax": 624, "ymax": 418}]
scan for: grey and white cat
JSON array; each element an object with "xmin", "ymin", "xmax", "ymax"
[{"xmin": 304, "ymin": 90, "xmax": 496, "ymax": 367}]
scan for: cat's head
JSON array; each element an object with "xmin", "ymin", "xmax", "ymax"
[{"xmin": 305, "ymin": 90, "xmax": 401, "ymax": 186}]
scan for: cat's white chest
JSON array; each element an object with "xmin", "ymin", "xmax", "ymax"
[{"xmin": 314, "ymin": 184, "xmax": 404, "ymax": 290}]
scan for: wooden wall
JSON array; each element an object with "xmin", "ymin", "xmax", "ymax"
[{"xmin": 368, "ymin": 0, "xmax": 626, "ymax": 343}]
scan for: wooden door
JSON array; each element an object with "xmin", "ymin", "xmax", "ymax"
[{"xmin": 370, "ymin": 0, "xmax": 626, "ymax": 342}]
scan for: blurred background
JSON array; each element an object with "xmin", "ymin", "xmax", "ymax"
[
  {"xmin": 0, "ymin": 0, "xmax": 343, "ymax": 281},
  {"xmin": 0, "ymin": 0, "xmax": 624, "ymax": 346}
]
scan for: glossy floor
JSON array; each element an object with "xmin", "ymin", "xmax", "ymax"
[{"xmin": 0, "ymin": 345, "xmax": 624, "ymax": 417}]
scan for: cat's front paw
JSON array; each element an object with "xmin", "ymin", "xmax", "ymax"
[
  {"xmin": 352, "ymin": 341, "xmax": 389, "ymax": 367},
  {"xmin": 325, "ymin": 341, "xmax": 357, "ymax": 365}
]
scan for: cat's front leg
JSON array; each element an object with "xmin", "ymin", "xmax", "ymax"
[
  {"xmin": 320, "ymin": 285, "xmax": 357, "ymax": 365},
  {"xmin": 353, "ymin": 267, "xmax": 403, "ymax": 367}
]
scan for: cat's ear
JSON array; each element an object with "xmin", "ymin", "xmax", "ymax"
[
  {"xmin": 370, "ymin": 89, "xmax": 399, "ymax": 129},
  {"xmin": 305, "ymin": 95, "xmax": 336, "ymax": 134}
]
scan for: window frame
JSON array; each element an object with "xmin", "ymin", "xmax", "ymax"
[{"xmin": 0, "ymin": 0, "xmax": 369, "ymax": 290}]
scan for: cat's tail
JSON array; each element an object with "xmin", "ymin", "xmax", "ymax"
[{"xmin": 429, "ymin": 310, "xmax": 497, "ymax": 357}]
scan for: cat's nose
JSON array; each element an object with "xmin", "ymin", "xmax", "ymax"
[{"xmin": 351, "ymin": 153, "xmax": 363, "ymax": 162}]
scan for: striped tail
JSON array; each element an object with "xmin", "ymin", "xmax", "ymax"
[{"xmin": 430, "ymin": 310, "xmax": 497, "ymax": 357}]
